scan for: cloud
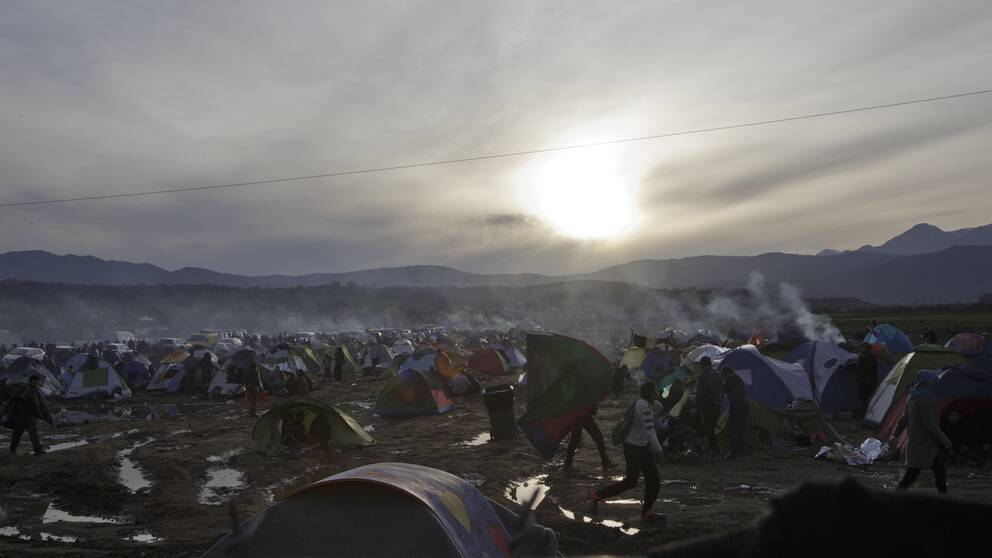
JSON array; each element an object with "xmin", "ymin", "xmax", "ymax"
[{"xmin": 481, "ymin": 213, "xmax": 538, "ymax": 227}]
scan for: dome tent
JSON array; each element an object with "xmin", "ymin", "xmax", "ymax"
[
  {"xmin": 863, "ymin": 324, "xmax": 913, "ymax": 356},
  {"xmin": 784, "ymin": 342, "xmax": 859, "ymax": 415},
  {"xmin": 252, "ymin": 398, "xmax": 374, "ymax": 456},
  {"xmin": 375, "ymin": 369, "xmax": 454, "ymax": 418},
  {"xmin": 864, "ymin": 345, "xmax": 969, "ymax": 426},
  {"xmin": 66, "ymin": 360, "xmax": 132, "ymax": 400},
  {"xmin": 3, "ymin": 356, "xmax": 64, "ymax": 398},
  {"xmin": 714, "ymin": 345, "xmax": 813, "ymax": 410}
]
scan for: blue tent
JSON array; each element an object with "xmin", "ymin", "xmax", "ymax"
[
  {"xmin": 715, "ymin": 346, "xmax": 813, "ymax": 409},
  {"xmin": 784, "ymin": 342, "xmax": 859, "ymax": 415},
  {"xmin": 640, "ymin": 348, "xmax": 676, "ymax": 382},
  {"xmin": 864, "ymin": 324, "xmax": 913, "ymax": 356},
  {"xmin": 120, "ymin": 359, "xmax": 152, "ymax": 390}
]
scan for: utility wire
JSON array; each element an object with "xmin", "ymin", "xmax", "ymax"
[{"xmin": 2, "ymin": 87, "xmax": 990, "ymax": 208}]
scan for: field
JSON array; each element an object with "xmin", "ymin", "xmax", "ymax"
[
  {"xmin": 831, "ymin": 310, "xmax": 992, "ymax": 339},
  {"xmin": 3, "ymin": 371, "xmax": 992, "ymax": 558}
]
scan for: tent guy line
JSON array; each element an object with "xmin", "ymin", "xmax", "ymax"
[{"xmin": 2, "ymin": 87, "xmax": 990, "ymax": 209}]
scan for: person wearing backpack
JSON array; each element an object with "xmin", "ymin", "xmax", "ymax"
[
  {"xmin": 590, "ymin": 382, "xmax": 664, "ymax": 523},
  {"xmin": 696, "ymin": 357, "xmax": 723, "ymax": 458}
]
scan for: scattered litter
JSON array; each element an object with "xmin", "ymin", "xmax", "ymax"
[{"xmin": 816, "ymin": 438, "xmax": 889, "ymax": 466}]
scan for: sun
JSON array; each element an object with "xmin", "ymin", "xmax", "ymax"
[{"xmin": 534, "ymin": 148, "xmax": 636, "ymax": 240}]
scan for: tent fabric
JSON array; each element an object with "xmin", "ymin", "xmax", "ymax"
[
  {"xmin": 619, "ymin": 347, "xmax": 647, "ymax": 371},
  {"xmin": 375, "ymin": 369, "xmax": 454, "ymax": 418},
  {"xmin": 864, "ymin": 345, "xmax": 969, "ymax": 426},
  {"xmin": 490, "ymin": 341, "xmax": 528, "ymax": 369},
  {"xmin": 146, "ymin": 362, "xmax": 186, "ymax": 392},
  {"xmin": 518, "ymin": 333, "xmax": 612, "ymax": 459},
  {"xmin": 65, "ymin": 364, "xmax": 131, "ymax": 400},
  {"xmin": 252, "ymin": 398, "xmax": 374, "ymax": 455},
  {"xmin": 468, "ymin": 348, "xmax": 512, "ymax": 376},
  {"xmin": 714, "ymin": 345, "xmax": 813, "ymax": 409},
  {"xmin": 878, "ymin": 365, "xmax": 992, "ymax": 452},
  {"xmin": 945, "ymin": 333, "xmax": 992, "ymax": 356},
  {"xmin": 202, "ymin": 463, "xmax": 534, "ymax": 558},
  {"xmin": 363, "ymin": 344, "xmax": 395, "ymax": 369},
  {"xmin": 682, "ymin": 344, "xmax": 731, "ymax": 369},
  {"xmin": 3, "ymin": 356, "xmax": 64, "ymax": 398},
  {"xmin": 864, "ymin": 324, "xmax": 913, "ymax": 356},
  {"xmin": 160, "ymin": 350, "xmax": 190, "ymax": 364},
  {"xmin": 208, "ymin": 366, "xmax": 245, "ymax": 398},
  {"xmin": 392, "ymin": 339, "xmax": 415, "ymax": 356},
  {"xmin": 639, "ymin": 348, "xmax": 677, "ymax": 383},
  {"xmin": 718, "ymin": 399, "xmax": 842, "ymax": 455},
  {"xmin": 784, "ymin": 342, "xmax": 859, "ymax": 415},
  {"xmin": 395, "ymin": 348, "xmax": 463, "ymax": 381},
  {"xmin": 120, "ymin": 359, "xmax": 152, "ymax": 389}
]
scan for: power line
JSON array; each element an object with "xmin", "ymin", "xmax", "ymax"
[{"xmin": 3, "ymin": 87, "xmax": 990, "ymax": 208}]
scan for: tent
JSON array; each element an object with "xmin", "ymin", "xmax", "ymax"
[
  {"xmin": 619, "ymin": 347, "xmax": 647, "ymax": 371},
  {"xmin": 160, "ymin": 349, "xmax": 191, "ymax": 365},
  {"xmin": 864, "ymin": 324, "xmax": 913, "ymax": 356},
  {"xmin": 659, "ymin": 328, "xmax": 690, "ymax": 347},
  {"xmin": 714, "ymin": 345, "xmax": 813, "ymax": 410},
  {"xmin": 717, "ymin": 399, "xmax": 842, "ymax": 455},
  {"xmin": 120, "ymin": 358, "xmax": 152, "ymax": 390},
  {"xmin": 101, "ymin": 349, "xmax": 124, "ymax": 367},
  {"xmin": 363, "ymin": 344, "xmax": 395, "ymax": 370},
  {"xmin": 146, "ymin": 362, "xmax": 187, "ymax": 392},
  {"xmin": 396, "ymin": 347, "xmax": 463, "ymax": 381},
  {"xmin": 392, "ymin": 339, "xmax": 415, "ymax": 356},
  {"xmin": 202, "ymin": 462, "xmax": 556, "ymax": 558},
  {"xmin": 3, "ymin": 356, "xmax": 64, "ymax": 398},
  {"xmin": 207, "ymin": 365, "xmax": 246, "ymax": 398},
  {"xmin": 878, "ymin": 365, "xmax": 992, "ymax": 453},
  {"xmin": 784, "ymin": 342, "xmax": 859, "ymax": 415},
  {"xmin": 864, "ymin": 345, "xmax": 969, "ymax": 426},
  {"xmin": 682, "ymin": 344, "xmax": 731, "ymax": 370},
  {"xmin": 945, "ymin": 333, "xmax": 992, "ymax": 356},
  {"xmin": 688, "ymin": 329, "xmax": 723, "ymax": 346},
  {"xmin": 468, "ymin": 348, "xmax": 512, "ymax": 376},
  {"xmin": 65, "ymin": 362, "xmax": 132, "ymax": 400},
  {"xmin": 252, "ymin": 398, "xmax": 374, "ymax": 455},
  {"xmin": 324, "ymin": 345, "xmax": 361, "ymax": 376},
  {"xmin": 490, "ymin": 340, "xmax": 528, "ymax": 369},
  {"xmin": 518, "ymin": 333, "xmax": 612, "ymax": 459},
  {"xmin": 639, "ymin": 347, "xmax": 677, "ymax": 383},
  {"xmin": 375, "ymin": 369, "xmax": 454, "ymax": 418}
]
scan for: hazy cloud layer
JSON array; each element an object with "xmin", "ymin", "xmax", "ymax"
[{"xmin": 1, "ymin": 1, "xmax": 991, "ymax": 275}]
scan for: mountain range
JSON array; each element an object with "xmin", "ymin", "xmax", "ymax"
[{"xmin": 1, "ymin": 223, "xmax": 990, "ymax": 305}]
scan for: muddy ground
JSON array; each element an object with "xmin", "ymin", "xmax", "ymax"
[{"xmin": 2, "ymin": 374, "xmax": 991, "ymax": 558}]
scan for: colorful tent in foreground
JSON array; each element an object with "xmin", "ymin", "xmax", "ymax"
[
  {"xmin": 518, "ymin": 333, "xmax": 611, "ymax": 459},
  {"xmin": 468, "ymin": 347, "xmax": 511, "ymax": 376},
  {"xmin": 864, "ymin": 345, "xmax": 968, "ymax": 426},
  {"xmin": 202, "ymin": 462, "xmax": 556, "ymax": 558},
  {"xmin": 375, "ymin": 369, "xmax": 454, "ymax": 418},
  {"xmin": 252, "ymin": 398, "xmax": 374, "ymax": 455},
  {"xmin": 945, "ymin": 333, "xmax": 992, "ymax": 356},
  {"xmin": 864, "ymin": 324, "xmax": 913, "ymax": 356}
]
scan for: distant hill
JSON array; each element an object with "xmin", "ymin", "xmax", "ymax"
[
  {"xmin": 3, "ymin": 231, "xmax": 992, "ymax": 305},
  {"xmin": 820, "ymin": 222, "xmax": 992, "ymax": 256}
]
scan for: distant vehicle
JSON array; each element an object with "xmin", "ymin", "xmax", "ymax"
[{"xmin": 3, "ymin": 346, "xmax": 45, "ymax": 366}]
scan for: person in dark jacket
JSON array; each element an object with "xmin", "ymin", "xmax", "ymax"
[
  {"xmin": 242, "ymin": 362, "xmax": 264, "ymax": 418},
  {"xmin": 855, "ymin": 346, "xmax": 878, "ymax": 413},
  {"xmin": 895, "ymin": 371, "xmax": 952, "ymax": 493},
  {"xmin": 563, "ymin": 406, "xmax": 615, "ymax": 472},
  {"xmin": 722, "ymin": 367, "xmax": 750, "ymax": 458},
  {"xmin": 333, "ymin": 347, "xmax": 345, "ymax": 382},
  {"xmin": 4, "ymin": 375, "xmax": 54, "ymax": 456},
  {"xmin": 696, "ymin": 357, "xmax": 723, "ymax": 458}
]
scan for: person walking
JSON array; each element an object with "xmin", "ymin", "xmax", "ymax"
[
  {"xmin": 243, "ymin": 362, "xmax": 264, "ymax": 418},
  {"xmin": 591, "ymin": 382, "xmax": 664, "ymax": 523},
  {"xmin": 333, "ymin": 347, "xmax": 345, "ymax": 382},
  {"xmin": 722, "ymin": 367, "xmax": 750, "ymax": 458},
  {"xmin": 696, "ymin": 357, "xmax": 723, "ymax": 458},
  {"xmin": 4, "ymin": 375, "xmax": 54, "ymax": 456},
  {"xmin": 563, "ymin": 406, "xmax": 616, "ymax": 472},
  {"xmin": 895, "ymin": 371, "xmax": 952, "ymax": 494}
]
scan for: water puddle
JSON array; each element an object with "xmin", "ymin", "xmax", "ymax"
[
  {"xmin": 42, "ymin": 503, "xmax": 123, "ymax": 524},
  {"xmin": 40, "ymin": 532, "xmax": 78, "ymax": 543},
  {"xmin": 0, "ymin": 526, "xmax": 31, "ymax": 541},
  {"xmin": 677, "ymin": 496, "xmax": 720, "ymax": 506},
  {"xmin": 505, "ymin": 475, "xmax": 639, "ymax": 536},
  {"xmin": 206, "ymin": 448, "xmax": 243, "ymax": 464},
  {"xmin": 118, "ymin": 438, "xmax": 156, "ymax": 493},
  {"xmin": 125, "ymin": 532, "xmax": 164, "ymax": 543},
  {"xmin": 48, "ymin": 439, "xmax": 91, "ymax": 452},
  {"xmin": 458, "ymin": 432, "xmax": 492, "ymax": 447},
  {"xmin": 199, "ymin": 468, "xmax": 246, "ymax": 505},
  {"xmin": 604, "ymin": 498, "xmax": 641, "ymax": 505}
]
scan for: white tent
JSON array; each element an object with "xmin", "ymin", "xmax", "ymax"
[{"xmin": 65, "ymin": 363, "xmax": 132, "ymax": 400}]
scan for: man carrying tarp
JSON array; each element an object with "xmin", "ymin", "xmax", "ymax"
[{"xmin": 3, "ymin": 375, "xmax": 54, "ymax": 456}]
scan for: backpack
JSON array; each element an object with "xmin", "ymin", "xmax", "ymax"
[{"xmin": 610, "ymin": 402, "xmax": 638, "ymax": 446}]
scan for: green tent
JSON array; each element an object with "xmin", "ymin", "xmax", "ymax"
[
  {"xmin": 864, "ymin": 344, "xmax": 968, "ymax": 426},
  {"xmin": 322, "ymin": 345, "xmax": 361, "ymax": 375},
  {"xmin": 718, "ymin": 399, "xmax": 842, "ymax": 456},
  {"xmin": 252, "ymin": 398, "xmax": 374, "ymax": 455},
  {"xmin": 292, "ymin": 346, "xmax": 323, "ymax": 376}
]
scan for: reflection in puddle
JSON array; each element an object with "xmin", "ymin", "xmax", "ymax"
[
  {"xmin": 505, "ymin": 475, "xmax": 639, "ymax": 536},
  {"xmin": 605, "ymin": 498, "xmax": 641, "ymax": 505},
  {"xmin": 458, "ymin": 432, "xmax": 492, "ymax": 447},
  {"xmin": 125, "ymin": 532, "xmax": 164, "ymax": 543},
  {"xmin": 206, "ymin": 448, "xmax": 243, "ymax": 464},
  {"xmin": 42, "ymin": 503, "xmax": 123, "ymax": 524},
  {"xmin": 118, "ymin": 439, "xmax": 156, "ymax": 493},
  {"xmin": 199, "ymin": 468, "xmax": 246, "ymax": 505},
  {"xmin": 0, "ymin": 526, "xmax": 31, "ymax": 541}
]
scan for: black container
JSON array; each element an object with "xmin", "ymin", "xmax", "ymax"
[{"xmin": 483, "ymin": 384, "xmax": 517, "ymax": 441}]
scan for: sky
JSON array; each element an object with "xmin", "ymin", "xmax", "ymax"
[{"xmin": 1, "ymin": 1, "xmax": 991, "ymax": 276}]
